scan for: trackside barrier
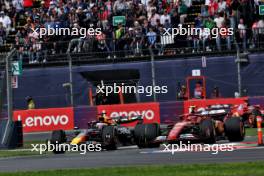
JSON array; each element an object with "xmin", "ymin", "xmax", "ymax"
[
  {"xmin": 257, "ymin": 116, "xmax": 263, "ymax": 146},
  {"xmin": 11, "ymin": 96, "xmax": 264, "ymax": 133},
  {"xmin": 0, "ymin": 119, "xmax": 23, "ymax": 149}
]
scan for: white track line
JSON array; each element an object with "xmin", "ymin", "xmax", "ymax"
[{"xmin": 140, "ymin": 146, "xmax": 264, "ymax": 154}]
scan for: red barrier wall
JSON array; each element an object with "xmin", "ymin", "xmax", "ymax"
[
  {"xmin": 13, "ymin": 107, "xmax": 74, "ymax": 132},
  {"xmin": 12, "ymin": 97, "xmax": 251, "ymax": 132}
]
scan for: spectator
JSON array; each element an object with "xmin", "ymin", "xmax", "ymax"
[
  {"xmin": 124, "ymin": 27, "xmax": 135, "ymax": 57},
  {"xmin": 0, "ymin": 11, "xmax": 11, "ymax": 34},
  {"xmin": 0, "ymin": 22, "xmax": 6, "ymax": 46},
  {"xmin": 160, "ymin": 10, "xmax": 171, "ymax": 25},
  {"xmin": 170, "ymin": 10, "xmax": 180, "ymax": 27},
  {"xmin": 239, "ymin": 0, "xmax": 253, "ymax": 28},
  {"xmin": 237, "ymin": 18, "xmax": 247, "ymax": 51},
  {"xmin": 216, "ymin": 22, "xmax": 231, "ymax": 51},
  {"xmin": 214, "ymin": 13, "xmax": 225, "ymax": 29},
  {"xmin": 208, "ymin": 0, "xmax": 218, "ymax": 16},
  {"xmin": 251, "ymin": 19, "xmax": 258, "ymax": 48},
  {"xmin": 178, "ymin": 0, "xmax": 188, "ymax": 24},
  {"xmin": 113, "ymin": 0, "xmax": 128, "ymax": 15},
  {"xmin": 148, "ymin": 9, "xmax": 160, "ymax": 27},
  {"xmin": 192, "ymin": 25, "xmax": 201, "ymax": 53},
  {"xmin": 23, "ymin": 36, "xmax": 32, "ymax": 63},
  {"xmin": 204, "ymin": 16, "xmax": 216, "ymax": 30},
  {"xmin": 96, "ymin": 32, "xmax": 110, "ymax": 58},
  {"xmin": 26, "ymin": 96, "xmax": 35, "ymax": 109},
  {"xmin": 201, "ymin": 5, "xmax": 209, "ymax": 17},
  {"xmin": 230, "ymin": 0, "xmax": 240, "ymax": 18},
  {"xmin": 229, "ymin": 10, "xmax": 237, "ymax": 30},
  {"xmin": 200, "ymin": 25, "xmax": 211, "ymax": 52},
  {"xmin": 15, "ymin": 35, "xmax": 23, "ymax": 61},
  {"xmin": 184, "ymin": 0, "xmax": 193, "ymax": 8},
  {"xmin": 177, "ymin": 85, "xmax": 188, "ymax": 100},
  {"xmin": 218, "ymin": 0, "xmax": 227, "ymax": 13},
  {"xmin": 114, "ymin": 23, "xmax": 125, "ymax": 56},
  {"xmin": 31, "ymin": 37, "xmax": 41, "ymax": 63},
  {"xmin": 133, "ymin": 26, "xmax": 144, "ymax": 56},
  {"xmin": 194, "ymin": 81, "xmax": 204, "ymax": 99},
  {"xmin": 211, "ymin": 86, "xmax": 221, "ymax": 98},
  {"xmin": 258, "ymin": 19, "xmax": 264, "ymax": 47},
  {"xmin": 195, "ymin": 15, "xmax": 203, "ymax": 28},
  {"xmin": 146, "ymin": 27, "xmax": 157, "ymax": 48},
  {"xmin": 12, "ymin": 0, "xmax": 23, "ymax": 13}
]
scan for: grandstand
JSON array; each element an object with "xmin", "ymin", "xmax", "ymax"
[{"xmin": 0, "ymin": 0, "xmax": 263, "ymax": 66}]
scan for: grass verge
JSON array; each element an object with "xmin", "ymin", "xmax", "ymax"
[
  {"xmin": 246, "ymin": 128, "xmax": 264, "ymax": 136},
  {"xmin": 0, "ymin": 150, "xmax": 40, "ymax": 158},
  {"xmin": 0, "ymin": 162, "xmax": 264, "ymax": 176}
]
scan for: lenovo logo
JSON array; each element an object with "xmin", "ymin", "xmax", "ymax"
[
  {"xmin": 17, "ymin": 115, "xmax": 69, "ymax": 127},
  {"xmin": 13, "ymin": 107, "xmax": 74, "ymax": 132},
  {"xmin": 97, "ymin": 102, "xmax": 160, "ymax": 126},
  {"xmin": 110, "ymin": 110, "xmax": 155, "ymax": 120}
]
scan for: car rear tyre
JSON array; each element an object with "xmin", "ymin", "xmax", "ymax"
[
  {"xmin": 102, "ymin": 126, "xmax": 117, "ymax": 150},
  {"xmin": 200, "ymin": 119, "xmax": 216, "ymax": 144},
  {"xmin": 225, "ymin": 118, "xmax": 245, "ymax": 142},
  {"xmin": 134, "ymin": 123, "xmax": 160, "ymax": 148},
  {"xmin": 50, "ymin": 130, "xmax": 67, "ymax": 154}
]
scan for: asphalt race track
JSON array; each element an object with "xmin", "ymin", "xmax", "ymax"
[{"xmin": 0, "ymin": 138, "xmax": 264, "ymax": 172}]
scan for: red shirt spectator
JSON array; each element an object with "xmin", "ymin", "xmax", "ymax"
[
  {"xmin": 23, "ymin": 0, "xmax": 33, "ymax": 8},
  {"xmin": 194, "ymin": 82, "xmax": 204, "ymax": 99},
  {"xmin": 208, "ymin": 0, "xmax": 218, "ymax": 16}
]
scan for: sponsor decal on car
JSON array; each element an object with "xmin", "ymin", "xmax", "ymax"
[
  {"xmin": 13, "ymin": 107, "xmax": 74, "ymax": 132},
  {"xmin": 97, "ymin": 102, "xmax": 160, "ymax": 126}
]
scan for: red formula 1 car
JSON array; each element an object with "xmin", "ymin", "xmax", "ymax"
[
  {"xmin": 157, "ymin": 104, "xmax": 246, "ymax": 144},
  {"xmin": 229, "ymin": 103, "xmax": 264, "ymax": 128}
]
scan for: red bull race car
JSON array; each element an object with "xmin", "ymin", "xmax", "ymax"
[{"xmin": 49, "ymin": 113, "xmax": 160, "ymax": 153}]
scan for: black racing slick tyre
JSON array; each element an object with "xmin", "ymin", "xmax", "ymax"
[
  {"xmin": 102, "ymin": 126, "xmax": 117, "ymax": 150},
  {"xmin": 50, "ymin": 130, "xmax": 67, "ymax": 154},
  {"xmin": 200, "ymin": 119, "xmax": 216, "ymax": 144},
  {"xmin": 134, "ymin": 123, "xmax": 160, "ymax": 148},
  {"xmin": 225, "ymin": 118, "xmax": 245, "ymax": 142}
]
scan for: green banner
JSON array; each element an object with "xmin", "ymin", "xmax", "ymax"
[
  {"xmin": 113, "ymin": 16, "xmax": 126, "ymax": 26},
  {"xmin": 259, "ymin": 5, "xmax": 264, "ymax": 15},
  {"xmin": 12, "ymin": 60, "xmax": 22, "ymax": 76}
]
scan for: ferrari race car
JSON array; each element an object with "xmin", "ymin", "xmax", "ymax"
[
  {"xmin": 229, "ymin": 103, "xmax": 264, "ymax": 128},
  {"xmin": 158, "ymin": 104, "xmax": 246, "ymax": 144},
  {"xmin": 49, "ymin": 113, "xmax": 160, "ymax": 153}
]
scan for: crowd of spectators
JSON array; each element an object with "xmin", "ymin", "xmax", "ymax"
[{"xmin": 0, "ymin": 0, "xmax": 264, "ymax": 63}]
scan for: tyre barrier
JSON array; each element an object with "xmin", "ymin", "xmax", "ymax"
[{"xmin": 0, "ymin": 119, "xmax": 23, "ymax": 149}]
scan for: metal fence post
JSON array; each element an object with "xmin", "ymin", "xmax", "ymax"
[
  {"xmin": 67, "ymin": 40, "xmax": 75, "ymax": 107},
  {"xmin": 149, "ymin": 48, "xmax": 157, "ymax": 102},
  {"xmin": 1, "ymin": 48, "xmax": 16, "ymax": 145}
]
